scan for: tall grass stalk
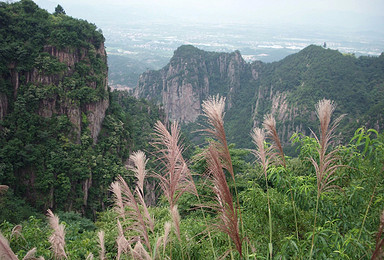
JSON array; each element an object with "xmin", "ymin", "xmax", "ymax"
[
  {"xmin": 201, "ymin": 95, "xmax": 246, "ymax": 255},
  {"xmin": 195, "ymin": 193, "xmax": 218, "ymax": 259},
  {"xmin": 205, "ymin": 145, "xmax": 243, "ymax": 257},
  {"xmin": 152, "ymin": 121, "xmax": 197, "ymax": 209},
  {"xmin": 110, "ymin": 176, "xmax": 152, "ymax": 251},
  {"xmin": 152, "ymin": 120, "xmax": 197, "ymax": 259},
  {"xmin": 308, "ymin": 99, "xmax": 345, "ymax": 259},
  {"xmin": 263, "ymin": 114, "xmax": 299, "ymax": 241},
  {"xmin": 251, "ymin": 127, "xmax": 274, "ymax": 259},
  {"xmin": 358, "ymin": 184, "xmax": 377, "ymax": 242}
]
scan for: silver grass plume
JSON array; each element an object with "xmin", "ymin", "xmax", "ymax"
[
  {"xmin": 127, "ymin": 150, "xmax": 148, "ymax": 198},
  {"xmin": 116, "ymin": 219, "xmax": 130, "ymax": 260},
  {"xmin": 310, "ymin": 99, "xmax": 345, "ymax": 195},
  {"xmin": 0, "ymin": 185, "xmax": 8, "ymax": 196},
  {"xmin": 46, "ymin": 209, "xmax": 67, "ymax": 259},
  {"xmin": 127, "ymin": 150, "xmax": 154, "ymax": 232},
  {"xmin": 152, "ymin": 121, "xmax": 197, "ymax": 208},
  {"xmin": 97, "ymin": 230, "xmax": 106, "ymax": 260},
  {"xmin": 22, "ymin": 248, "xmax": 37, "ymax": 260},
  {"xmin": 201, "ymin": 95, "xmax": 236, "ymax": 181},
  {"xmin": 170, "ymin": 205, "xmax": 181, "ymax": 241},
  {"xmin": 131, "ymin": 241, "xmax": 152, "ymax": 260},
  {"xmin": 205, "ymin": 145, "xmax": 242, "ymax": 257},
  {"xmin": 263, "ymin": 114, "xmax": 286, "ymax": 167},
  {"xmin": 0, "ymin": 231, "xmax": 18, "ymax": 260},
  {"xmin": 110, "ymin": 176, "xmax": 152, "ymax": 251}
]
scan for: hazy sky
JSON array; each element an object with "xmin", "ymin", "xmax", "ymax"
[{"xmin": 33, "ymin": 0, "xmax": 384, "ymax": 32}]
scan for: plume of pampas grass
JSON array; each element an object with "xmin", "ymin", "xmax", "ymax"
[
  {"xmin": 263, "ymin": 114, "xmax": 286, "ymax": 167},
  {"xmin": 201, "ymin": 95, "xmax": 235, "ymax": 181},
  {"xmin": 0, "ymin": 185, "xmax": 8, "ymax": 195},
  {"xmin": 111, "ymin": 176, "xmax": 152, "ymax": 251},
  {"xmin": 201, "ymin": 95, "xmax": 245, "ymax": 257},
  {"xmin": 152, "ymin": 121, "xmax": 197, "ymax": 209},
  {"xmin": 205, "ymin": 145, "xmax": 242, "ymax": 257},
  {"xmin": 251, "ymin": 127, "xmax": 274, "ymax": 175},
  {"xmin": 162, "ymin": 222, "xmax": 171, "ymax": 255},
  {"xmin": 127, "ymin": 150, "xmax": 148, "ymax": 198},
  {"xmin": 46, "ymin": 209, "xmax": 67, "ymax": 260},
  {"xmin": 0, "ymin": 232, "xmax": 18, "ymax": 260},
  {"xmin": 11, "ymin": 225, "xmax": 23, "ymax": 240},
  {"xmin": 170, "ymin": 205, "xmax": 181, "ymax": 241},
  {"xmin": 309, "ymin": 99, "xmax": 345, "ymax": 195},
  {"xmin": 22, "ymin": 248, "xmax": 37, "ymax": 260},
  {"xmin": 22, "ymin": 247, "xmax": 45, "ymax": 260},
  {"xmin": 131, "ymin": 241, "xmax": 152, "ymax": 260},
  {"xmin": 309, "ymin": 99, "xmax": 345, "ymax": 259},
  {"xmin": 110, "ymin": 181, "xmax": 125, "ymax": 220},
  {"xmin": 86, "ymin": 253, "xmax": 94, "ymax": 260},
  {"xmin": 128, "ymin": 151, "xmax": 154, "ymax": 232},
  {"xmin": 116, "ymin": 219, "xmax": 130, "ymax": 260},
  {"xmin": 97, "ymin": 230, "xmax": 106, "ymax": 260},
  {"xmin": 153, "ymin": 221, "xmax": 171, "ymax": 259}
]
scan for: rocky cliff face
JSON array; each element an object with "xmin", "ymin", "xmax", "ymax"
[
  {"xmin": 1, "ymin": 42, "xmax": 109, "ymax": 143},
  {"xmin": 135, "ymin": 45, "xmax": 249, "ymax": 122}
]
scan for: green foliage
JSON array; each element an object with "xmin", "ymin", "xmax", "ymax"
[
  {"xmin": 0, "ymin": 126, "xmax": 382, "ymax": 259},
  {"xmin": 54, "ymin": 4, "xmax": 65, "ymax": 15},
  {"xmin": 160, "ymin": 45, "xmax": 384, "ymax": 150}
]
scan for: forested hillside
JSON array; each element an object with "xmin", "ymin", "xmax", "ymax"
[
  {"xmin": 0, "ymin": 0, "xmax": 163, "ymax": 219},
  {"xmin": 136, "ymin": 45, "xmax": 384, "ymax": 150}
]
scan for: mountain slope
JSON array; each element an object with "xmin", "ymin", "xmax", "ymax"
[
  {"xmin": 135, "ymin": 44, "xmax": 384, "ymax": 148},
  {"xmin": 0, "ymin": 0, "xmax": 164, "ymax": 218}
]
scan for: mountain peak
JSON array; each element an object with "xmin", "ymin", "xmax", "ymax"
[{"xmin": 173, "ymin": 45, "xmax": 205, "ymax": 59}]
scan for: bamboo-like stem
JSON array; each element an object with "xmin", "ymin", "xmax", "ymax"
[
  {"xmin": 251, "ymin": 127, "xmax": 274, "ymax": 259},
  {"xmin": 196, "ymin": 194, "xmax": 217, "ymax": 259},
  {"xmin": 309, "ymin": 194, "xmax": 320, "ymax": 259},
  {"xmin": 358, "ymin": 184, "xmax": 377, "ymax": 242},
  {"xmin": 265, "ymin": 176, "xmax": 273, "ymax": 260},
  {"xmin": 263, "ymin": 114, "xmax": 299, "ymax": 241}
]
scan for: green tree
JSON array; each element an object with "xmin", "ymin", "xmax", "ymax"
[{"xmin": 54, "ymin": 4, "xmax": 65, "ymax": 15}]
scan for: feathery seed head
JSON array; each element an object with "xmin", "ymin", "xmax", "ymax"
[
  {"xmin": 316, "ymin": 99, "xmax": 335, "ymax": 136},
  {"xmin": 0, "ymin": 232, "xmax": 18, "ymax": 260},
  {"xmin": 47, "ymin": 209, "xmax": 67, "ymax": 259},
  {"xmin": 127, "ymin": 150, "xmax": 148, "ymax": 195},
  {"xmin": 0, "ymin": 185, "xmax": 8, "ymax": 195},
  {"xmin": 251, "ymin": 127, "xmax": 266, "ymax": 153},
  {"xmin": 98, "ymin": 230, "xmax": 106, "ymax": 260},
  {"xmin": 263, "ymin": 114, "xmax": 276, "ymax": 132},
  {"xmin": 202, "ymin": 95, "xmax": 226, "ymax": 123}
]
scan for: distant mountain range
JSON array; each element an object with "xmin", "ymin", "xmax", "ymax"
[{"xmin": 135, "ymin": 44, "xmax": 384, "ymax": 149}]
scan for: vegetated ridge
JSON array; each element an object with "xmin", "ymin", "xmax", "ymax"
[
  {"xmin": 0, "ymin": 0, "xmax": 163, "ymax": 219},
  {"xmin": 135, "ymin": 44, "xmax": 384, "ymax": 149}
]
